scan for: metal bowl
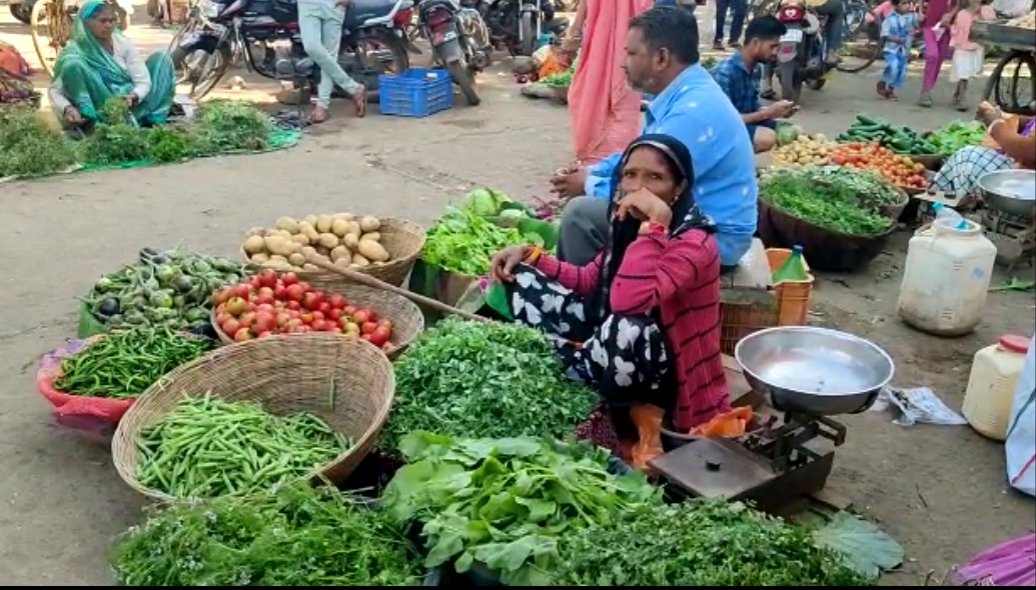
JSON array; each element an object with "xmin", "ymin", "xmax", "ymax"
[
  {"xmin": 978, "ymin": 169, "xmax": 1036, "ymax": 219},
  {"xmin": 734, "ymin": 326, "xmax": 895, "ymax": 416}
]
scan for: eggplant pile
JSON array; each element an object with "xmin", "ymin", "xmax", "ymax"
[{"xmin": 85, "ymin": 246, "xmax": 253, "ymax": 332}]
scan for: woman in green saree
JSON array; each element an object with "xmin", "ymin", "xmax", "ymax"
[{"xmin": 48, "ymin": 0, "xmax": 176, "ymax": 127}]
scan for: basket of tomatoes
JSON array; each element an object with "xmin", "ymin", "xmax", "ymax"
[
  {"xmin": 211, "ymin": 270, "xmax": 424, "ymax": 359},
  {"xmin": 830, "ymin": 142, "xmax": 930, "ymax": 195}
]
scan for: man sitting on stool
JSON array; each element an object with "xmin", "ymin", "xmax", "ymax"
[{"xmin": 711, "ymin": 16, "xmax": 796, "ymax": 153}]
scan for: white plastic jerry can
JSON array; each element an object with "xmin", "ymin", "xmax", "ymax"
[{"xmin": 963, "ymin": 335, "xmax": 1032, "ymax": 441}]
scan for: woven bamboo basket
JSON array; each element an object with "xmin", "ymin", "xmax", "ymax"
[
  {"xmin": 211, "ymin": 281, "xmax": 424, "ymax": 359},
  {"xmin": 111, "ymin": 334, "xmax": 395, "ymax": 502},
  {"xmin": 240, "ymin": 217, "xmax": 426, "ymax": 287}
]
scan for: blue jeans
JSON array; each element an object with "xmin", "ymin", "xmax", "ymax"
[
  {"xmin": 654, "ymin": 0, "xmax": 696, "ymax": 12},
  {"xmin": 714, "ymin": 0, "xmax": 747, "ymax": 45}
]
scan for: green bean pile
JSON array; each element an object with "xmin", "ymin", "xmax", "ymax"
[
  {"xmin": 55, "ymin": 327, "xmax": 215, "ymax": 399},
  {"xmin": 137, "ymin": 395, "xmax": 352, "ymax": 498}
]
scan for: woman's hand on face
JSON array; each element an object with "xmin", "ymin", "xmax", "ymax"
[
  {"xmin": 615, "ymin": 188, "xmax": 672, "ymax": 227},
  {"xmin": 490, "ymin": 246, "xmax": 529, "ymax": 283}
]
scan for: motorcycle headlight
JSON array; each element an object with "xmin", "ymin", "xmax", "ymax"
[{"xmin": 200, "ymin": 0, "xmax": 221, "ymax": 18}]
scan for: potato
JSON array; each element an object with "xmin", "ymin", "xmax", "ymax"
[
  {"xmin": 246, "ymin": 226, "xmax": 267, "ymax": 238},
  {"xmin": 344, "ymin": 221, "xmax": 362, "ymax": 238},
  {"xmin": 301, "ymin": 246, "xmax": 317, "ymax": 258},
  {"xmin": 289, "ymin": 233, "xmax": 310, "ymax": 246},
  {"xmin": 288, "ymin": 252, "xmax": 306, "ymax": 266},
  {"xmin": 298, "ymin": 221, "xmax": 321, "ymax": 243},
  {"xmin": 303, "ymin": 214, "xmax": 318, "ymax": 226},
  {"xmin": 357, "ymin": 239, "xmax": 390, "ymax": 263},
  {"xmin": 275, "ymin": 216, "xmax": 299, "ymax": 233},
  {"xmin": 359, "ymin": 216, "xmax": 381, "ymax": 232},
  {"xmin": 264, "ymin": 236, "xmax": 293, "ymax": 257},
  {"xmin": 332, "ymin": 213, "xmax": 355, "ymax": 222},
  {"xmin": 361, "ymin": 231, "xmax": 381, "ymax": 242},
  {"xmin": 351, "ymin": 254, "xmax": 370, "ymax": 267},
  {"xmin": 335, "ymin": 257, "xmax": 353, "ymax": 268},
  {"xmin": 318, "ymin": 233, "xmax": 339, "ymax": 249},
  {"xmin": 330, "ymin": 245, "xmax": 351, "ymax": 263},
  {"xmin": 331, "ymin": 218, "xmax": 351, "ymax": 238},
  {"xmin": 302, "ymin": 263, "xmax": 320, "ymax": 271},
  {"xmin": 315, "ymin": 215, "xmax": 333, "ymax": 233},
  {"xmin": 243, "ymin": 235, "xmax": 266, "ymax": 255},
  {"xmin": 343, "ymin": 234, "xmax": 359, "ymax": 250},
  {"xmin": 250, "ymin": 252, "xmax": 270, "ymax": 263},
  {"xmin": 287, "ymin": 241, "xmax": 303, "ymax": 255}
]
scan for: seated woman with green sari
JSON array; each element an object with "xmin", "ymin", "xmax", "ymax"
[{"xmin": 48, "ymin": 0, "xmax": 176, "ymax": 127}]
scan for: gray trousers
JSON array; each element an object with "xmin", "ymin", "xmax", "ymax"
[
  {"xmin": 298, "ymin": 1, "xmax": 362, "ymax": 108},
  {"xmin": 556, "ymin": 196, "xmax": 737, "ymax": 275}
]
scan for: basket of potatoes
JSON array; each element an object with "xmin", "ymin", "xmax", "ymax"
[
  {"xmin": 240, "ymin": 213, "xmax": 426, "ymax": 287},
  {"xmin": 772, "ymin": 134, "xmax": 835, "ymax": 168}
]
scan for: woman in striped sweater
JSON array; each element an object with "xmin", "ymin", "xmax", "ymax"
[{"xmin": 489, "ymin": 134, "xmax": 730, "ymax": 469}]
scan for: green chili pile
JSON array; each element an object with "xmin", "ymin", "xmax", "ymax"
[
  {"xmin": 110, "ymin": 484, "xmax": 424, "ymax": 586},
  {"xmin": 137, "ymin": 394, "xmax": 351, "ymax": 498},
  {"xmin": 54, "ymin": 327, "xmax": 214, "ymax": 399},
  {"xmin": 760, "ymin": 166, "xmax": 899, "ymax": 236}
]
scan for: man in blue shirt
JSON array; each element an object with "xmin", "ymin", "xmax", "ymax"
[
  {"xmin": 711, "ymin": 15, "xmax": 796, "ymax": 153},
  {"xmin": 549, "ymin": 6, "xmax": 757, "ymax": 269}
]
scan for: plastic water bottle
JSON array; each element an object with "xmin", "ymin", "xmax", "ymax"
[
  {"xmin": 932, "ymin": 202, "xmax": 968, "ymax": 230},
  {"xmin": 772, "ymin": 245, "xmax": 810, "ymax": 283}
]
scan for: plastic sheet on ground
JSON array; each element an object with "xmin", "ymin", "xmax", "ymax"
[{"xmin": 876, "ymin": 386, "xmax": 968, "ymax": 426}]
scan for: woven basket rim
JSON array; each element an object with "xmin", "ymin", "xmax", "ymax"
[
  {"xmin": 238, "ymin": 217, "xmax": 426, "ymax": 277},
  {"xmin": 111, "ymin": 333, "xmax": 395, "ymax": 502}
]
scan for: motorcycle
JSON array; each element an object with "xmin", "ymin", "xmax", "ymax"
[
  {"xmin": 416, "ymin": 0, "xmax": 492, "ymax": 105},
  {"xmin": 170, "ymin": 0, "xmax": 413, "ymax": 100},
  {"xmin": 462, "ymin": 0, "xmax": 567, "ymax": 57},
  {"xmin": 769, "ymin": 0, "xmax": 834, "ymax": 103}
]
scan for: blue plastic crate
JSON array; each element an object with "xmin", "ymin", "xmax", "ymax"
[{"xmin": 378, "ymin": 68, "xmax": 454, "ymax": 118}]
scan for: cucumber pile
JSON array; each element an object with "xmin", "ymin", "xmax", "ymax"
[{"xmin": 836, "ymin": 114, "xmax": 939, "ymax": 155}]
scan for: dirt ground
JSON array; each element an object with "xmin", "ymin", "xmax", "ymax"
[{"xmin": 1, "ymin": 5, "xmax": 1035, "ymax": 585}]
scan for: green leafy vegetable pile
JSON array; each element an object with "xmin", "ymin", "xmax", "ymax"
[
  {"xmin": 551, "ymin": 500, "xmax": 876, "ymax": 586},
  {"xmin": 421, "ymin": 204, "xmax": 549, "ymax": 277},
  {"xmin": 542, "ymin": 55, "xmax": 577, "ymax": 88},
  {"xmin": 383, "ymin": 431, "xmax": 662, "ymax": 586},
  {"xmin": 926, "ymin": 120, "xmax": 986, "ymax": 155},
  {"xmin": 760, "ymin": 166, "xmax": 901, "ymax": 236},
  {"xmin": 383, "ymin": 318, "xmax": 596, "ymax": 450},
  {"xmin": 192, "ymin": 99, "xmax": 274, "ymax": 152},
  {"xmin": 109, "ymin": 484, "xmax": 424, "ymax": 586},
  {"xmin": 0, "ymin": 106, "xmax": 79, "ymax": 178}
]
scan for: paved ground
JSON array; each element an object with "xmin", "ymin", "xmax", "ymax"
[{"xmin": 1, "ymin": 4, "xmax": 1034, "ymax": 586}]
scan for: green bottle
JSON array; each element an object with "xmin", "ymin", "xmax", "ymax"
[{"xmin": 772, "ymin": 245, "xmax": 810, "ymax": 283}]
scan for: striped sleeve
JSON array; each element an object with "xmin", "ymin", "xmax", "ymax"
[
  {"xmin": 532, "ymin": 252, "xmax": 604, "ymax": 297},
  {"xmin": 608, "ymin": 229, "xmax": 719, "ymax": 315}
]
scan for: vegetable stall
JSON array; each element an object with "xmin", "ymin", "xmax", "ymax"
[{"xmin": 30, "ymin": 195, "xmax": 905, "ymax": 586}]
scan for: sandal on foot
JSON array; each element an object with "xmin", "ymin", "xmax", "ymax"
[{"xmin": 352, "ymin": 85, "xmax": 367, "ymax": 118}]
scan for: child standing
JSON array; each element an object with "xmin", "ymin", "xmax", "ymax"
[
  {"xmin": 878, "ymin": 0, "xmax": 919, "ymax": 100},
  {"xmin": 948, "ymin": 0, "xmax": 996, "ymax": 111}
]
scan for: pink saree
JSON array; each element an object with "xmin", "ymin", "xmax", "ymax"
[{"xmin": 568, "ymin": 0, "xmax": 653, "ymax": 165}]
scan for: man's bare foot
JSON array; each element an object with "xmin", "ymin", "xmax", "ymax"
[
  {"xmin": 353, "ymin": 85, "xmax": 367, "ymax": 118},
  {"xmin": 876, "ymin": 81, "xmax": 887, "ymax": 98},
  {"xmin": 310, "ymin": 106, "xmax": 330, "ymax": 124}
]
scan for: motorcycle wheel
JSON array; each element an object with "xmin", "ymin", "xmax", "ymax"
[
  {"xmin": 348, "ymin": 28, "xmax": 410, "ymax": 93},
  {"xmin": 775, "ymin": 61, "xmax": 802, "ymax": 103},
  {"xmin": 170, "ymin": 43, "xmax": 232, "ymax": 100},
  {"xmin": 519, "ymin": 12, "xmax": 535, "ymax": 57},
  {"xmin": 806, "ymin": 77, "xmax": 826, "ymax": 91},
  {"xmin": 9, "ymin": 3, "xmax": 32, "ymax": 24},
  {"xmin": 447, "ymin": 60, "xmax": 481, "ymax": 106}
]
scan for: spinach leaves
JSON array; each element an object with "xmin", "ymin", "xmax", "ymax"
[
  {"xmin": 383, "ymin": 431, "xmax": 663, "ymax": 586},
  {"xmin": 382, "ymin": 318, "xmax": 596, "ymax": 450}
]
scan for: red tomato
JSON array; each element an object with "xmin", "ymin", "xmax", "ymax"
[
  {"xmin": 276, "ymin": 312, "xmax": 291, "ymax": 327},
  {"xmin": 256, "ymin": 294, "xmax": 274, "ymax": 306},
  {"xmin": 328, "ymin": 308, "xmax": 341, "ymax": 322},
  {"xmin": 287, "ymin": 300, "xmax": 301, "ymax": 311},
  {"xmin": 331, "ymin": 326, "xmax": 342, "ymax": 334},
  {"xmin": 312, "ymin": 319, "xmax": 327, "ymax": 331},
  {"xmin": 360, "ymin": 333, "xmax": 372, "ymax": 341},
  {"xmin": 281, "ymin": 272, "xmax": 299, "ymax": 286},
  {"xmin": 249, "ymin": 276, "xmax": 263, "ymax": 290},
  {"xmin": 343, "ymin": 305, "xmax": 357, "ymax": 317},
  {"xmin": 253, "ymin": 312, "xmax": 276, "ymax": 334},
  {"xmin": 302, "ymin": 291, "xmax": 325, "ymax": 311},
  {"xmin": 233, "ymin": 284, "xmax": 251, "ymax": 299},
  {"xmin": 318, "ymin": 301, "xmax": 331, "ymax": 315},
  {"xmin": 312, "ymin": 311, "xmax": 325, "ymax": 322},
  {"xmin": 285, "ymin": 284, "xmax": 305, "ymax": 302},
  {"xmin": 301, "ymin": 312, "xmax": 314, "ymax": 325},
  {"xmin": 213, "ymin": 288, "xmax": 234, "ymax": 305},
  {"xmin": 255, "ymin": 303, "xmax": 275, "ymax": 315},
  {"xmin": 377, "ymin": 319, "xmax": 393, "ymax": 331},
  {"xmin": 352, "ymin": 310, "xmax": 371, "ymax": 324},
  {"xmin": 368, "ymin": 330, "xmax": 389, "ymax": 347},
  {"xmin": 361, "ymin": 321, "xmax": 378, "ymax": 335},
  {"xmin": 297, "ymin": 282, "xmax": 312, "ymax": 293},
  {"xmin": 258, "ymin": 331, "xmax": 273, "ymax": 339},
  {"xmin": 216, "ymin": 311, "xmax": 232, "ymax": 326},
  {"xmin": 234, "ymin": 328, "xmax": 252, "ymax": 342},
  {"xmin": 240, "ymin": 311, "xmax": 256, "ymax": 327},
  {"xmin": 259, "ymin": 271, "xmax": 278, "ymax": 289},
  {"xmin": 226, "ymin": 297, "xmax": 248, "ymax": 316},
  {"xmin": 258, "ymin": 287, "xmax": 274, "ymax": 298},
  {"xmin": 328, "ymin": 294, "xmax": 346, "ymax": 309},
  {"xmin": 273, "ymin": 286, "xmax": 287, "ymax": 301},
  {"xmin": 222, "ymin": 318, "xmax": 241, "ymax": 336},
  {"xmin": 216, "ymin": 302, "xmax": 227, "ymax": 315}
]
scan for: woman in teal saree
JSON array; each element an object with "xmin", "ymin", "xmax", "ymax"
[{"xmin": 48, "ymin": 0, "xmax": 176, "ymax": 126}]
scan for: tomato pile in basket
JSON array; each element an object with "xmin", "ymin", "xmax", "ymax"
[
  {"xmin": 213, "ymin": 271, "xmax": 394, "ymax": 350},
  {"xmin": 830, "ymin": 142, "xmax": 928, "ymax": 189}
]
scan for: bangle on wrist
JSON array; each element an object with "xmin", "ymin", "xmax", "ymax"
[{"xmin": 523, "ymin": 246, "xmax": 542, "ymax": 265}]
